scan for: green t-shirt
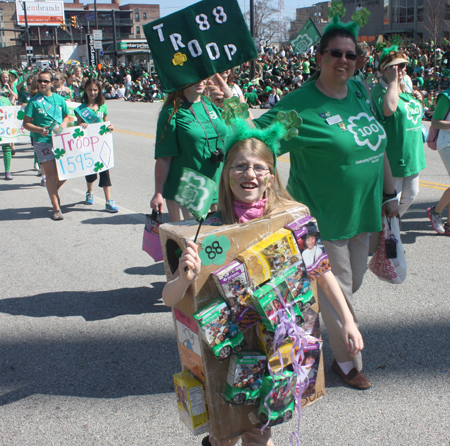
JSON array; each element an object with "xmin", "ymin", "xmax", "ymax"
[
  {"xmin": 433, "ymin": 92, "xmax": 450, "ymax": 120},
  {"xmin": 371, "ymin": 83, "xmax": 426, "ymax": 178},
  {"xmin": 302, "ymin": 61, "xmax": 310, "ymax": 74},
  {"xmin": 75, "ymin": 102, "xmax": 108, "ymax": 123},
  {"xmin": 154, "ymin": 97, "xmax": 229, "ymax": 203},
  {"xmin": 24, "ymin": 93, "xmax": 70, "ymax": 144},
  {"xmin": 254, "ymin": 80, "xmax": 387, "ymax": 241},
  {"xmin": 245, "ymin": 91, "xmax": 259, "ymax": 106}
]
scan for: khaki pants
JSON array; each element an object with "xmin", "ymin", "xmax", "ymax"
[
  {"xmin": 209, "ymin": 428, "xmax": 274, "ymax": 446},
  {"xmin": 319, "ymin": 232, "xmax": 370, "ymax": 372}
]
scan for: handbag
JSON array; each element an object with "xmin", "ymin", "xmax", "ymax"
[
  {"xmin": 427, "ymin": 125, "xmax": 439, "ymax": 151},
  {"xmin": 368, "ymin": 216, "xmax": 407, "ymax": 284},
  {"xmin": 142, "ymin": 210, "xmax": 163, "ymax": 262}
]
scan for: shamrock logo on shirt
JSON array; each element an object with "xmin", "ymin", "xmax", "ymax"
[
  {"xmin": 405, "ymin": 99, "xmax": 422, "ymax": 125},
  {"xmin": 291, "ymin": 33, "xmax": 313, "ymax": 54},
  {"xmin": 347, "ymin": 112, "xmax": 387, "ymax": 152}
]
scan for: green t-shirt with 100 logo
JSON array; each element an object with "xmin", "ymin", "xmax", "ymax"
[{"xmin": 255, "ymin": 80, "xmax": 387, "ymax": 241}]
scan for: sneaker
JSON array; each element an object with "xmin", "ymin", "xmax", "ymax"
[
  {"xmin": 37, "ymin": 168, "xmax": 42, "ymax": 177},
  {"xmin": 5, "ymin": 171, "xmax": 13, "ymax": 180},
  {"xmin": 105, "ymin": 199, "xmax": 119, "ymax": 213},
  {"xmin": 52, "ymin": 209, "xmax": 64, "ymax": 221},
  {"xmin": 41, "ymin": 176, "xmax": 46, "ymax": 187},
  {"xmin": 34, "ymin": 162, "xmax": 39, "ymax": 171},
  {"xmin": 426, "ymin": 206, "xmax": 445, "ymax": 234},
  {"xmin": 85, "ymin": 191, "xmax": 94, "ymax": 205},
  {"xmin": 444, "ymin": 223, "xmax": 450, "ymax": 236}
]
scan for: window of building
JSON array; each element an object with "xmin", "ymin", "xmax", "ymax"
[
  {"xmin": 135, "ymin": 12, "xmax": 140, "ymax": 21},
  {"xmin": 383, "ymin": 0, "xmax": 389, "ymax": 25},
  {"xmin": 143, "ymin": 12, "xmax": 147, "ymax": 19},
  {"xmin": 391, "ymin": 0, "xmax": 423, "ymax": 25},
  {"xmin": 136, "ymin": 26, "xmax": 140, "ymax": 34}
]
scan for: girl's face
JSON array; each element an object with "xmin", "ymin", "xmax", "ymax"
[
  {"xmin": 1, "ymin": 73, "xmax": 9, "ymax": 85},
  {"xmin": 229, "ymin": 150, "xmax": 274, "ymax": 204},
  {"xmin": 86, "ymin": 84, "xmax": 99, "ymax": 100},
  {"xmin": 37, "ymin": 74, "xmax": 52, "ymax": 93},
  {"xmin": 183, "ymin": 79, "xmax": 207, "ymax": 97}
]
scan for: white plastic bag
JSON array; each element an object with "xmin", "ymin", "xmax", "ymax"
[{"xmin": 369, "ymin": 216, "xmax": 406, "ymax": 284}]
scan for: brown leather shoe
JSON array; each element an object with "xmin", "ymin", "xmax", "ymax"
[{"xmin": 332, "ymin": 360, "xmax": 372, "ymax": 390}]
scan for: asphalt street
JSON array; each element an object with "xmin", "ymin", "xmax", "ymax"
[{"xmin": 0, "ymin": 100, "xmax": 449, "ymax": 446}]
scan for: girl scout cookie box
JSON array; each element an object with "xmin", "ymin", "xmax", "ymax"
[
  {"xmin": 211, "ymin": 260, "xmax": 261, "ymax": 331},
  {"xmin": 237, "ymin": 228, "xmax": 301, "ymax": 288},
  {"xmin": 251, "ymin": 276, "xmax": 303, "ymax": 331},
  {"xmin": 174, "ymin": 370, "xmax": 208, "ymax": 436},
  {"xmin": 158, "ymin": 203, "xmax": 312, "ymax": 441},
  {"xmin": 193, "ymin": 298, "xmax": 246, "ymax": 361},
  {"xmin": 258, "ymin": 370, "xmax": 297, "ymax": 426},
  {"xmin": 224, "ymin": 352, "xmax": 267, "ymax": 405}
]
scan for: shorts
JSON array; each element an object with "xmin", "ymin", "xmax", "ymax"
[
  {"xmin": 34, "ymin": 142, "xmax": 55, "ymax": 163},
  {"xmin": 439, "ymin": 146, "xmax": 450, "ymax": 176},
  {"xmin": 86, "ymin": 169, "xmax": 112, "ymax": 187}
]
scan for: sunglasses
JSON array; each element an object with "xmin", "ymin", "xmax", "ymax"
[
  {"xmin": 397, "ymin": 63, "xmax": 406, "ymax": 70},
  {"xmin": 37, "ymin": 79, "xmax": 51, "ymax": 84},
  {"xmin": 323, "ymin": 49, "xmax": 358, "ymax": 61}
]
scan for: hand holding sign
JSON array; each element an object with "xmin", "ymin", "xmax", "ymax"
[{"xmin": 179, "ymin": 241, "xmax": 202, "ymax": 282}]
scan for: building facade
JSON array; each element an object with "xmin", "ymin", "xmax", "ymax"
[{"xmin": 289, "ymin": 1, "xmax": 331, "ymax": 40}]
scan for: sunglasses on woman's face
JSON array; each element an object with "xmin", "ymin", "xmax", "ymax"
[
  {"xmin": 323, "ymin": 49, "xmax": 358, "ymax": 61},
  {"xmin": 37, "ymin": 79, "xmax": 51, "ymax": 84},
  {"xmin": 396, "ymin": 63, "xmax": 406, "ymax": 70}
]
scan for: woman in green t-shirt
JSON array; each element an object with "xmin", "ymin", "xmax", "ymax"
[
  {"xmin": 150, "ymin": 77, "xmax": 228, "ymax": 222},
  {"xmin": 372, "ymin": 47, "xmax": 426, "ymax": 217},
  {"xmin": 427, "ymin": 89, "xmax": 450, "ymax": 234},
  {"xmin": 75, "ymin": 78, "xmax": 118, "ymax": 213},
  {"xmin": 249, "ymin": 17, "xmax": 399, "ymax": 390}
]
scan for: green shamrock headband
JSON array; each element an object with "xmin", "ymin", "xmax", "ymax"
[
  {"xmin": 323, "ymin": 16, "xmax": 359, "ymax": 40},
  {"xmin": 380, "ymin": 45, "xmax": 399, "ymax": 63},
  {"xmin": 223, "ymin": 110, "xmax": 302, "ymax": 170}
]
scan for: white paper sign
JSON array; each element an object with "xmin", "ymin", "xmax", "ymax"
[
  {"xmin": 53, "ymin": 121, "xmax": 114, "ymax": 180},
  {"xmin": 0, "ymin": 105, "xmax": 31, "ymax": 144}
]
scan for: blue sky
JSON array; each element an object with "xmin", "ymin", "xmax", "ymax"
[{"xmin": 86, "ymin": 0, "xmax": 314, "ymax": 21}]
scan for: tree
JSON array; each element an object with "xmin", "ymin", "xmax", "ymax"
[
  {"xmin": 328, "ymin": 1, "xmax": 346, "ymax": 19},
  {"xmin": 351, "ymin": 7, "xmax": 371, "ymax": 28},
  {"xmin": 245, "ymin": 0, "xmax": 280, "ymax": 47},
  {"xmin": 423, "ymin": 0, "xmax": 445, "ymax": 66}
]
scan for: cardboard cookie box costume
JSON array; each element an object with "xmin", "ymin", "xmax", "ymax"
[{"xmin": 160, "ymin": 205, "xmax": 326, "ymax": 441}]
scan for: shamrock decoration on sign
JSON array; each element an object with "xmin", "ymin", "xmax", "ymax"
[
  {"xmin": 99, "ymin": 125, "xmax": 110, "ymax": 136},
  {"xmin": 172, "ymin": 52, "xmax": 187, "ymax": 67},
  {"xmin": 221, "ymin": 97, "xmax": 250, "ymax": 125},
  {"xmin": 73, "ymin": 128, "xmax": 84, "ymax": 139},
  {"xmin": 94, "ymin": 161, "xmax": 104, "ymax": 172},
  {"xmin": 54, "ymin": 148, "xmax": 66, "ymax": 159},
  {"xmin": 272, "ymin": 111, "xmax": 303, "ymax": 140},
  {"xmin": 17, "ymin": 110, "xmax": 24, "ymax": 120},
  {"xmin": 198, "ymin": 234, "xmax": 231, "ymax": 266}
]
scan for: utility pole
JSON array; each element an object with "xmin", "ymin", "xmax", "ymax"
[
  {"xmin": 94, "ymin": 0, "xmax": 99, "ymax": 68},
  {"xmin": 111, "ymin": 10, "xmax": 117, "ymax": 66},
  {"xmin": 22, "ymin": 1, "xmax": 31, "ymax": 65},
  {"xmin": 250, "ymin": 0, "xmax": 255, "ymax": 79}
]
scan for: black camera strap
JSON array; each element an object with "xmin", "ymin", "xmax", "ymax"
[{"xmin": 187, "ymin": 97, "xmax": 224, "ymax": 153}]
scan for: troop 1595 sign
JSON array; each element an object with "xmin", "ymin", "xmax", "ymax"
[{"xmin": 53, "ymin": 121, "xmax": 114, "ymax": 181}]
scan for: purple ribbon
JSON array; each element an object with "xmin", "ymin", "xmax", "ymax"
[{"xmin": 260, "ymin": 296, "xmax": 310, "ymax": 446}]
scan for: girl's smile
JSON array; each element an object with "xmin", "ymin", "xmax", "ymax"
[{"xmin": 229, "ymin": 151, "xmax": 274, "ymax": 204}]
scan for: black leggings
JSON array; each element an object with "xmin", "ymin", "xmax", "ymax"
[{"xmin": 85, "ymin": 169, "xmax": 111, "ymax": 187}]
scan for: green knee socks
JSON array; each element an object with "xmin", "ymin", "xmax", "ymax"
[{"xmin": 2, "ymin": 145, "xmax": 11, "ymax": 172}]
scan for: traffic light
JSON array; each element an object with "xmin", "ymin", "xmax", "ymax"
[
  {"xmin": 71, "ymin": 16, "xmax": 77, "ymax": 28},
  {"xmin": 60, "ymin": 18, "xmax": 66, "ymax": 31}
]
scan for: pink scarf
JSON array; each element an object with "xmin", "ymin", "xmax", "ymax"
[{"xmin": 233, "ymin": 198, "xmax": 268, "ymax": 224}]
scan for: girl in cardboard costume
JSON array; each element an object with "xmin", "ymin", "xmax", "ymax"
[{"xmin": 162, "ymin": 118, "xmax": 364, "ymax": 446}]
